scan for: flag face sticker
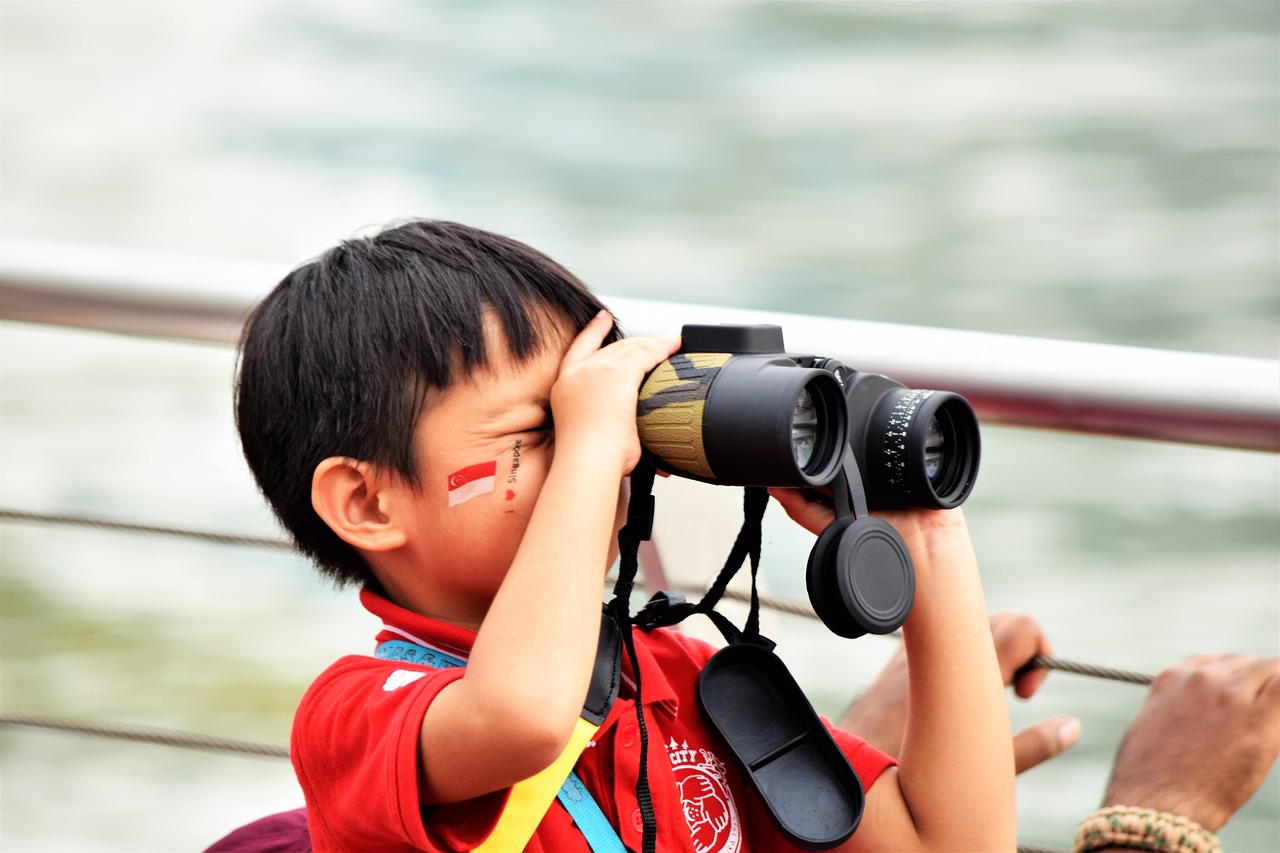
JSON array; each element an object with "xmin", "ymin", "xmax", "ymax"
[{"xmin": 447, "ymin": 460, "xmax": 497, "ymax": 507}]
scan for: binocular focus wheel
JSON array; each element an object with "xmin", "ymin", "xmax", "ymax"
[{"xmin": 806, "ymin": 517, "xmax": 915, "ymax": 639}]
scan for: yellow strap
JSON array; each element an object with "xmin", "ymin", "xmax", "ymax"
[{"xmin": 474, "ymin": 716, "xmax": 600, "ymax": 852}]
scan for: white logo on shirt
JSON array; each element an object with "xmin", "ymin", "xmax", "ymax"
[
  {"xmin": 667, "ymin": 739, "xmax": 740, "ymax": 853},
  {"xmin": 383, "ymin": 669, "xmax": 427, "ymax": 692}
]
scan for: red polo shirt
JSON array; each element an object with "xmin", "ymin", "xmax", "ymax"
[{"xmin": 292, "ymin": 588, "xmax": 895, "ymax": 853}]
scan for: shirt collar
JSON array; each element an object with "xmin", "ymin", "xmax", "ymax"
[
  {"xmin": 618, "ymin": 627, "xmax": 679, "ymax": 717},
  {"xmin": 360, "ymin": 586, "xmax": 477, "ymax": 662}
]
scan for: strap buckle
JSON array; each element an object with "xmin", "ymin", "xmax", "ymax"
[{"xmin": 635, "ymin": 590, "xmax": 694, "ymax": 631}]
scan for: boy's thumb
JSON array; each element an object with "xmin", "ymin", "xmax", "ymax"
[{"xmin": 1014, "ymin": 715, "xmax": 1082, "ymax": 775}]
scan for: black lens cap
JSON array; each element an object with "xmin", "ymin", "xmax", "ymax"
[
  {"xmin": 807, "ymin": 517, "xmax": 915, "ymax": 638},
  {"xmin": 835, "ymin": 518, "xmax": 914, "ymax": 635}
]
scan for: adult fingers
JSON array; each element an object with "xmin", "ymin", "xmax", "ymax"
[
  {"xmin": 989, "ymin": 611, "xmax": 1054, "ymax": 699},
  {"xmin": 1241, "ymin": 658, "xmax": 1280, "ymax": 759},
  {"xmin": 1013, "ymin": 716, "xmax": 1081, "ymax": 775},
  {"xmin": 1249, "ymin": 657, "xmax": 1280, "ymax": 701}
]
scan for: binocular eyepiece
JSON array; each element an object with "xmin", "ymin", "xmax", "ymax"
[
  {"xmin": 635, "ymin": 323, "xmax": 981, "ymax": 641},
  {"xmin": 636, "ymin": 324, "xmax": 980, "ymax": 509}
]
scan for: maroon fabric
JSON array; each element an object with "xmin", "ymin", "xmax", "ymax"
[{"xmin": 205, "ymin": 808, "xmax": 311, "ymax": 853}]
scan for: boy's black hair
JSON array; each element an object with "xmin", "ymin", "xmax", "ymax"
[{"xmin": 235, "ymin": 219, "xmax": 615, "ymax": 587}]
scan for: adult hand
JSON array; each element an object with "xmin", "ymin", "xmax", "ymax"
[
  {"xmin": 990, "ymin": 611, "xmax": 1082, "ymax": 772},
  {"xmin": 839, "ymin": 611, "xmax": 1081, "ymax": 774},
  {"xmin": 1102, "ymin": 653, "xmax": 1280, "ymax": 832}
]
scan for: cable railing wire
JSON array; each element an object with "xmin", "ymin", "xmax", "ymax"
[
  {"xmin": 1, "ymin": 506, "xmax": 1155, "ymax": 687},
  {"xmin": 0, "ymin": 508, "xmax": 292, "ymax": 550},
  {"xmin": 0, "ymin": 712, "xmax": 289, "ymax": 760}
]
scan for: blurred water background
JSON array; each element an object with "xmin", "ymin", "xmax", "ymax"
[{"xmin": 1, "ymin": 2, "xmax": 1277, "ymax": 851}]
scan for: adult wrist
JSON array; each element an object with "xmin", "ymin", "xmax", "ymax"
[{"xmin": 1074, "ymin": 805, "xmax": 1221, "ymax": 853}]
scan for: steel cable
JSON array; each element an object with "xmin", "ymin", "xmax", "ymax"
[
  {"xmin": 3, "ymin": 507, "xmax": 1155, "ymax": 686},
  {"xmin": 0, "ymin": 508, "xmax": 291, "ymax": 550},
  {"xmin": 0, "ymin": 712, "xmax": 289, "ymax": 759}
]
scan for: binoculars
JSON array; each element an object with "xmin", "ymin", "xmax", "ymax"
[{"xmin": 636, "ymin": 323, "xmax": 981, "ymax": 638}]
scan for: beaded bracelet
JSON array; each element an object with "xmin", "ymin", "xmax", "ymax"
[{"xmin": 1074, "ymin": 805, "xmax": 1222, "ymax": 853}]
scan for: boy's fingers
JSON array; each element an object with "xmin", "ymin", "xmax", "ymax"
[
  {"xmin": 1013, "ymin": 716, "xmax": 1081, "ymax": 775},
  {"xmin": 767, "ymin": 487, "xmax": 836, "ymax": 535},
  {"xmin": 629, "ymin": 332, "xmax": 684, "ymax": 367},
  {"xmin": 561, "ymin": 310, "xmax": 615, "ymax": 364},
  {"xmin": 563, "ymin": 312, "xmax": 680, "ymax": 376}
]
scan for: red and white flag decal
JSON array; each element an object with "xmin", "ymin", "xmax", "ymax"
[{"xmin": 447, "ymin": 460, "xmax": 497, "ymax": 507}]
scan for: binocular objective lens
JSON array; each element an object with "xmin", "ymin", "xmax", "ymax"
[
  {"xmin": 791, "ymin": 388, "xmax": 818, "ymax": 469},
  {"xmin": 924, "ymin": 417, "xmax": 945, "ymax": 480}
]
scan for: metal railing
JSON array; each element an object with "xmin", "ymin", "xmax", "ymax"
[{"xmin": 3, "ymin": 238, "xmax": 1277, "ymax": 453}]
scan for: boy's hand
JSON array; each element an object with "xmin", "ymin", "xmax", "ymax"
[
  {"xmin": 776, "ymin": 486, "xmax": 1075, "ymax": 771},
  {"xmin": 767, "ymin": 486, "xmax": 836, "ymax": 534},
  {"xmin": 550, "ymin": 311, "xmax": 681, "ymax": 474},
  {"xmin": 767, "ymin": 487, "xmax": 973, "ymax": 581},
  {"xmin": 990, "ymin": 611, "xmax": 1081, "ymax": 772}
]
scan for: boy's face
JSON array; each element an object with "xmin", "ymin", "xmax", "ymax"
[{"xmin": 386, "ymin": 312, "xmax": 624, "ymax": 625}]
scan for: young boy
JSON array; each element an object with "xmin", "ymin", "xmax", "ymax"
[{"xmin": 235, "ymin": 219, "xmax": 1015, "ymax": 852}]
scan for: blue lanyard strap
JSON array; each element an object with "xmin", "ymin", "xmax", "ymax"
[
  {"xmin": 375, "ymin": 639, "xmax": 466, "ymax": 669},
  {"xmin": 374, "ymin": 638, "xmax": 627, "ymax": 853}
]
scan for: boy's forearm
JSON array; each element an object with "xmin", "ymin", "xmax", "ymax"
[
  {"xmin": 481, "ymin": 438, "xmax": 622, "ymax": 701},
  {"xmin": 422, "ymin": 442, "xmax": 625, "ymax": 800},
  {"xmin": 894, "ymin": 512, "xmax": 1017, "ymax": 850},
  {"xmin": 473, "ymin": 439, "xmax": 624, "ymax": 725}
]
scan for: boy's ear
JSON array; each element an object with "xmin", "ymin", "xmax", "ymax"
[{"xmin": 311, "ymin": 457, "xmax": 407, "ymax": 553}]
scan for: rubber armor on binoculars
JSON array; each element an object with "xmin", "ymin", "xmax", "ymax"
[{"xmin": 635, "ymin": 324, "xmax": 981, "ymax": 639}]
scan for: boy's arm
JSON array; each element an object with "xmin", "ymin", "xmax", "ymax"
[
  {"xmin": 867, "ymin": 509, "xmax": 1017, "ymax": 850},
  {"xmin": 770, "ymin": 490, "xmax": 1017, "ymax": 851},
  {"xmin": 419, "ymin": 313, "xmax": 680, "ymax": 805}
]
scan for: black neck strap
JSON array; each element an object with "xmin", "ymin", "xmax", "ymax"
[
  {"xmin": 612, "ymin": 468, "xmax": 781, "ymax": 853},
  {"xmin": 694, "ymin": 485, "xmax": 769, "ymax": 643},
  {"xmin": 631, "ymin": 483, "xmax": 773, "ymax": 651},
  {"xmin": 609, "ymin": 462, "xmax": 657, "ymax": 853}
]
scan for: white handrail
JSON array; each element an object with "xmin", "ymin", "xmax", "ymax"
[{"xmin": 2, "ymin": 238, "xmax": 1277, "ymax": 453}]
